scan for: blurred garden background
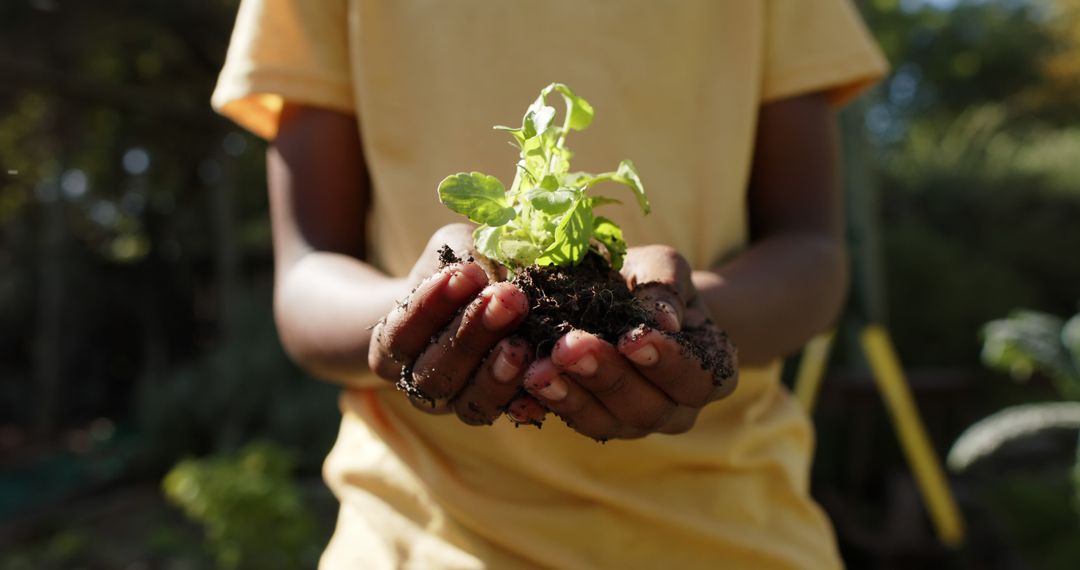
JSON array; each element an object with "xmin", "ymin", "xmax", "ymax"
[{"xmin": 2, "ymin": 0, "xmax": 1080, "ymax": 568}]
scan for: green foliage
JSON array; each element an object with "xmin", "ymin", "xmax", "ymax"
[
  {"xmin": 982, "ymin": 309, "xmax": 1080, "ymax": 399},
  {"xmin": 162, "ymin": 441, "xmax": 321, "ymax": 570},
  {"xmin": 438, "ymin": 83, "xmax": 649, "ymax": 270},
  {"xmin": 875, "ymin": 107, "xmax": 1080, "ymax": 367},
  {"xmin": 948, "ymin": 402, "xmax": 1080, "ymax": 471},
  {"xmin": 950, "ymin": 307, "xmax": 1080, "ymax": 529},
  {"xmin": 860, "ymin": 0, "xmax": 1060, "ymax": 127},
  {"xmin": 854, "ymin": 1, "xmax": 1080, "ymax": 369}
]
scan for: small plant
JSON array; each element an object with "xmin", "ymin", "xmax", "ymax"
[
  {"xmin": 425, "ymin": 83, "xmax": 733, "ymax": 405},
  {"xmin": 437, "ymin": 83, "xmax": 649, "ymax": 271},
  {"xmin": 430, "ymin": 83, "xmax": 663, "ymax": 358},
  {"xmin": 948, "ymin": 308, "xmax": 1080, "ymax": 517}
]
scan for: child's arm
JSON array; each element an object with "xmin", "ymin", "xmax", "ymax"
[
  {"xmin": 694, "ymin": 91, "xmax": 846, "ymax": 366},
  {"xmin": 268, "ymin": 104, "xmax": 543, "ymax": 424},
  {"xmin": 267, "ymin": 104, "xmax": 404, "ymax": 383}
]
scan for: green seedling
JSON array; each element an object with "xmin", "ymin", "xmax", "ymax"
[{"xmin": 437, "ymin": 83, "xmax": 649, "ymax": 270}]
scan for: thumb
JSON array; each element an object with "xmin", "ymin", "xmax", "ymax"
[
  {"xmin": 633, "ymin": 282, "xmax": 685, "ymax": 332},
  {"xmin": 622, "ymin": 246, "xmax": 695, "ymax": 334},
  {"xmin": 621, "ymin": 245, "xmax": 693, "ymax": 332}
]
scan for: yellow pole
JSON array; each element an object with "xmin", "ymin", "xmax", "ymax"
[
  {"xmin": 859, "ymin": 325, "xmax": 966, "ymax": 547},
  {"xmin": 794, "ymin": 331, "xmax": 835, "ymax": 412}
]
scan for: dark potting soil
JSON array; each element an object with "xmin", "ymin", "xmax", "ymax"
[{"xmin": 510, "ymin": 251, "xmax": 651, "ymax": 356}]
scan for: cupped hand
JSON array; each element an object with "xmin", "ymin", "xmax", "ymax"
[
  {"xmin": 519, "ymin": 245, "xmax": 738, "ymax": 440},
  {"xmin": 368, "ymin": 223, "xmax": 546, "ymax": 425}
]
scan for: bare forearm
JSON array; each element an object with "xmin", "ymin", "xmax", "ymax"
[
  {"xmin": 693, "ymin": 233, "xmax": 847, "ymax": 367},
  {"xmin": 275, "ymin": 252, "xmax": 410, "ymax": 384}
]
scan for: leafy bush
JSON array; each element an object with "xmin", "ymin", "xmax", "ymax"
[{"xmin": 162, "ymin": 441, "xmax": 322, "ymax": 570}]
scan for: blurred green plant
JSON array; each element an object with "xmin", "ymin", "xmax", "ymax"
[
  {"xmin": 982, "ymin": 310, "xmax": 1080, "ymax": 399},
  {"xmin": 162, "ymin": 441, "xmax": 322, "ymax": 570},
  {"xmin": 948, "ymin": 308, "xmax": 1080, "ymax": 515}
]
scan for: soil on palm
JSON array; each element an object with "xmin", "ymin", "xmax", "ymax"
[{"xmin": 511, "ymin": 252, "xmax": 652, "ymax": 356}]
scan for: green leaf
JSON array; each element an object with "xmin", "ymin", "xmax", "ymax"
[
  {"xmin": 526, "ymin": 95, "xmax": 557, "ymax": 137},
  {"xmin": 548, "ymin": 147, "xmax": 572, "ymax": 177},
  {"xmin": 493, "ymin": 125, "xmax": 526, "ymax": 147},
  {"xmin": 524, "ymin": 188, "xmax": 576, "ymax": 214},
  {"xmin": 593, "ymin": 216, "xmax": 627, "ymax": 270},
  {"xmin": 947, "ymin": 402, "xmax": 1080, "ymax": 472},
  {"xmin": 520, "ymin": 154, "xmax": 546, "ymax": 184},
  {"xmin": 614, "ymin": 160, "xmax": 650, "ymax": 214},
  {"xmin": 586, "ymin": 160, "xmax": 650, "ymax": 214},
  {"xmin": 521, "ymin": 134, "xmax": 545, "ymax": 156},
  {"xmin": 536, "ymin": 198, "xmax": 594, "ymax": 266},
  {"xmin": 981, "ymin": 310, "xmax": 1080, "ymax": 399},
  {"xmin": 438, "ymin": 172, "xmax": 515, "ymax": 226},
  {"xmin": 588, "ymin": 196, "xmax": 623, "ymax": 208},
  {"xmin": 499, "ymin": 239, "xmax": 541, "ymax": 267},
  {"xmin": 546, "ymin": 83, "xmax": 594, "ymax": 131},
  {"xmin": 529, "ymin": 215, "xmax": 558, "ymax": 246},
  {"xmin": 563, "ymin": 171, "xmax": 592, "ymax": 188},
  {"xmin": 473, "ymin": 225, "xmax": 504, "ymax": 263}
]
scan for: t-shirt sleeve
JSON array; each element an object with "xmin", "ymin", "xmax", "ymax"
[
  {"xmin": 211, "ymin": 0, "xmax": 353, "ymax": 139},
  {"xmin": 762, "ymin": 0, "xmax": 889, "ymax": 107}
]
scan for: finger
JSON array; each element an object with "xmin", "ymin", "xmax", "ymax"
[
  {"xmin": 523, "ymin": 359, "xmax": 621, "ymax": 441},
  {"xmin": 654, "ymin": 406, "xmax": 701, "ymax": 435},
  {"xmin": 368, "ymin": 321, "xmax": 402, "ymax": 380},
  {"xmin": 405, "ymin": 392, "xmax": 453, "ymax": 415},
  {"xmin": 409, "ymin": 282, "xmax": 529, "ymax": 403},
  {"xmin": 368, "ymin": 262, "xmax": 488, "ymax": 379},
  {"xmin": 451, "ymin": 337, "xmax": 532, "ymax": 426},
  {"xmin": 620, "ymin": 246, "xmax": 694, "ymax": 332},
  {"xmin": 680, "ymin": 318, "xmax": 739, "ymax": 396},
  {"xmin": 551, "ymin": 330, "xmax": 676, "ymax": 433},
  {"xmin": 505, "ymin": 395, "xmax": 548, "ymax": 427},
  {"xmin": 618, "ymin": 324, "xmax": 738, "ymax": 407},
  {"xmin": 632, "ymin": 281, "xmax": 685, "ymax": 333}
]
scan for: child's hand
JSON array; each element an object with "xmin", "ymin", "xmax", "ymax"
[
  {"xmin": 368, "ymin": 224, "xmax": 546, "ymax": 425},
  {"xmin": 519, "ymin": 245, "xmax": 738, "ymax": 440}
]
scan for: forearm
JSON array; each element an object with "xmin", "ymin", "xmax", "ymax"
[
  {"xmin": 693, "ymin": 232, "xmax": 847, "ymax": 367},
  {"xmin": 274, "ymin": 252, "xmax": 410, "ymax": 384}
]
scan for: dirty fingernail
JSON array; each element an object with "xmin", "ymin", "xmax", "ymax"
[
  {"xmin": 627, "ymin": 344, "xmax": 660, "ymax": 367},
  {"xmin": 508, "ymin": 399, "xmax": 543, "ymax": 425},
  {"xmin": 567, "ymin": 354, "xmax": 597, "ymax": 376},
  {"xmin": 492, "ymin": 352, "xmax": 520, "ymax": 383},
  {"xmin": 534, "ymin": 375, "xmax": 568, "ymax": 401},
  {"xmin": 654, "ymin": 301, "xmax": 680, "ymax": 332},
  {"xmin": 483, "ymin": 295, "xmax": 517, "ymax": 330},
  {"xmin": 447, "ymin": 269, "xmax": 483, "ymax": 301}
]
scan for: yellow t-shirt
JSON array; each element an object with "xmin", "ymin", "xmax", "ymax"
[{"xmin": 213, "ymin": 1, "xmax": 887, "ymax": 568}]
